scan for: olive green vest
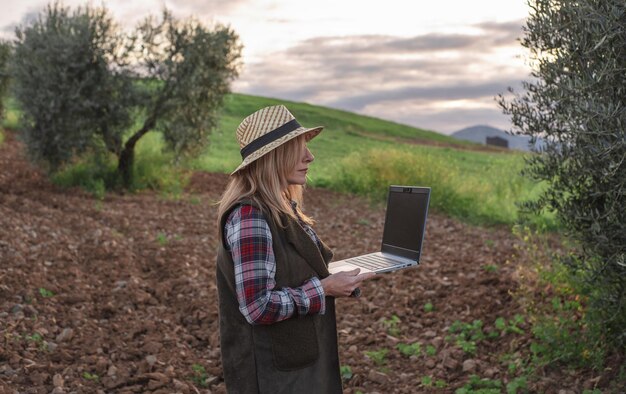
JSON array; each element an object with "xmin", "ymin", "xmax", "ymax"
[{"xmin": 216, "ymin": 200, "xmax": 342, "ymax": 393}]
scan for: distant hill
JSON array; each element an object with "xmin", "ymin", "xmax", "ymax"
[{"xmin": 451, "ymin": 125, "xmax": 544, "ymax": 152}]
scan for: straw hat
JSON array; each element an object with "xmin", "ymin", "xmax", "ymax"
[{"xmin": 231, "ymin": 105, "xmax": 323, "ymax": 174}]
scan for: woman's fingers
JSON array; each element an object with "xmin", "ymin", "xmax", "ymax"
[
  {"xmin": 356, "ymin": 272, "xmax": 376, "ymax": 282},
  {"xmin": 321, "ymin": 268, "xmax": 376, "ymax": 297}
]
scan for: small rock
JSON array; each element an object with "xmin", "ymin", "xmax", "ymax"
[
  {"xmin": 425, "ymin": 359, "xmax": 436, "ymax": 369},
  {"xmin": 443, "ymin": 357, "xmax": 459, "ymax": 370},
  {"xmin": 145, "ymin": 372, "xmax": 169, "ymax": 383},
  {"xmin": 51, "ymin": 388, "xmax": 65, "ymax": 394},
  {"xmin": 432, "ymin": 336, "xmax": 443, "ymax": 348},
  {"xmin": 367, "ymin": 369, "xmax": 389, "ymax": 384},
  {"xmin": 143, "ymin": 341, "xmax": 163, "ymax": 354},
  {"xmin": 348, "ymin": 345, "xmax": 358, "ymax": 353},
  {"xmin": 423, "ymin": 330, "xmax": 437, "ymax": 338},
  {"xmin": 145, "ymin": 355, "xmax": 157, "ymax": 366},
  {"xmin": 148, "ymin": 379, "xmax": 166, "ymax": 390},
  {"xmin": 484, "ymin": 368, "xmax": 498, "ymax": 378},
  {"xmin": 173, "ymin": 379, "xmax": 190, "ymax": 394},
  {"xmin": 102, "ymin": 377, "xmax": 119, "ymax": 389},
  {"xmin": 462, "ymin": 359, "xmax": 477, "ymax": 373},
  {"xmin": 53, "ymin": 373, "xmax": 64, "ymax": 388},
  {"xmin": 558, "ymin": 391, "xmax": 576, "ymax": 394},
  {"xmin": 56, "ymin": 328, "xmax": 74, "ymax": 342},
  {"xmin": 107, "ymin": 365, "xmax": 118, "ymax": 377},
  {"xmin": 164, "ymin": 365, "xmax": 175, "ymax": 377},
  {"xmin": 0, "ymin": 365, "xmax": 16, "ymax": 377},
  {"xmin": 29, "ymin": 371, "xmax": 49, "ymax": 385},
  {"xmin": 44, "ymin": 342, "xmax": 59, "ymax": 353},
  {"xmin": 10, "ymin": 304, "xmax": 23, "ymax": 314}
]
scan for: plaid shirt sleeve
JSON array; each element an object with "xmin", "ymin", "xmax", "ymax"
[{"xmin": 224, "ymin": 205, "xmax": 326, "ymax": 325}]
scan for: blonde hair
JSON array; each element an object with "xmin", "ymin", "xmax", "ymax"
[{"xmin": 217, "ymin": 134, "xmax": 314, "ymax": 236}]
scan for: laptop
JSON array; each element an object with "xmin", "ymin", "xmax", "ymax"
[{"xmin": 328, "ymin": 185, "xmax": 430, "ymax": 274}]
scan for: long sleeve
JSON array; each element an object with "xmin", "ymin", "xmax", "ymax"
[{"xmin": 224, "ymin": 205, "xmax": 326, "ymax": 325}]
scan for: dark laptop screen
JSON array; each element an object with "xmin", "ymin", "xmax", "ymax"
[{"xmin": 381, "ymin": 187, "xmax": 430, "ymax": 258}]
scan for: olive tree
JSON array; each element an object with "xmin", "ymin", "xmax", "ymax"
[
  {"xmin": 499, "ymin": 0, "xmax": 626, "ymax": 346},
  {"xmin": 117, "ymin": 10, "xmax": 241, "ymax": 185},
  {"xmin": 0, "ymin": 41, "xmax": 13, "ymax": 122},
  {"xmin": 11, "ymin": 3, "xmax": 241, "ymax": 186},
  {"xmin": 11, "ymin": 4, "xmax": 135, "ymax": 171}
]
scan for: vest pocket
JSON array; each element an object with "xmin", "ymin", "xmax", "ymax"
[{"xmin": 268, "ymin": 316, "xmax": 319, "ymax": 371}]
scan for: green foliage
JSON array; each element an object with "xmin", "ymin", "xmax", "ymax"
[
  {"xmin": 482, "ymin": 264, "xmax": 498, "ymax": 273},
  {"xmin": 455, "ymin": 375, "xmax": 502, "ymax": 394},
  {"xmin": 499, "ymin": 0, "xmax": 626, "ymax": 347},
  {"xmin": 495, "ymin": 314, "xmax": 525, "ymax": 335},
  {"xmin": 530, "ymin": 298, "xmax": 606, "ymax": 370},
  {"xmin": 339, "ymin": 365, "xmax": 353, "ymax": 381},
  {"xmin": 423, "ymin": 302, "xmax": 434, "ymax": 312},
  {"xmin": 51, "ymin": 133, "xmax": 188, "ymax": 195},
  {"xmin": 448, "ymin": 320, "xmax": 486, "ymax": 355},
  {"xmin": 1, "ymin": 96, "xmax": 20, "ymax": 130},
  {"xmin": 364, "ymin": 349, "xmax": 388, "ymax": 366},
  {"xmin": 25, "ymin": 332, "xmax": 43, "ymax": 343},
  {"xmin": 505, "ymin": 376, "xmax": 528, "ymax": 394},
  {"xmin": 38, "ymin": 288, "xmax": 55, "ymax": 298},
  {"xmin": 0, "ymin": 40, "xmax": 10, "ymax": 120},
  {"xmin": 11, "ymin": 3, "xmax": 134, "ymax": 172},
  {"xmin": 425, "ymin": 345, "xmax": 437, "ymax": 357},
  {"xmin": 190, "ymin": 364, "xmax": 209, "ymax": 387},
  {"xmin": 513, "ymin": 226, "xmax": 617, "ymax": 383},
  {"xmin": 455, "ymin": 375, "xmax": 528, "ymax": 394},
  {"xmin": 10, "ymin": 3, "xmax": 241, "ymax": 187},
  {"xmin": 156, "ymin": 232, "xmax": 168, "ymax": 246},
  {"xmin": 396, "ymin": 342, "xmax": 421, "ymax": 357},
  {"xmin": 52, "ymin": 155, "xmax": 111, "ymax": 199},
  {"xmin": 82, "ymin": 371, "xmax": 99, "ymax": 381},
  {"xmin": 382, "ymin": 315, "xmax": 401, "ymax": 336},
  {"xmin": 320, "ymin": 147, "xmax": 554, "ymax": 227}
]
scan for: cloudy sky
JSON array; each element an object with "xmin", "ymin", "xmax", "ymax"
[{"xmin": 1, "ymin": 0, "xmax": 532, "ymax": 134}]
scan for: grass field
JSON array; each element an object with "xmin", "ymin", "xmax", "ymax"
[
  {"xmin": 2, "ymin": 93, "xmax": 555, "ymax": 228},
  {"xmin": 191, "ymin": 94, "xmax": 554, "ymax": 228}
]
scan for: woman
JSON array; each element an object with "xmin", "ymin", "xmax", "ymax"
[{"xmin": 216, "ymin": 105, "xmax": 374, "ymax": 393}]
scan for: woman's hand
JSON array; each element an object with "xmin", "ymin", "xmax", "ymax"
[{"xmin": 320, "ymin": 268, "xmax": 376, "ymax": 298}]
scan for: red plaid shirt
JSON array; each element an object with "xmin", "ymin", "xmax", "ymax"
[{"xmin": 224, "ymin": 204, "xmax": 326, "ymax": 325}]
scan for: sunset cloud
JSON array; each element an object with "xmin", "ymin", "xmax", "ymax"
[
  {"xmin": 234, "ymin": 20, "xmax": 528, "ymax": 132},
  {"xmin": 1, "ymin": 0, "xmax": 530, "ymax": 134}
]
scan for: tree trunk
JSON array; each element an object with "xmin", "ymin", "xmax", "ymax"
[
  {"xmin": 117, "ymin": 117, "xmax": 156, "ymax": 188},
  {"xmin": 118, "ymin": 142, "xmax": 135, "ymax": 188}
]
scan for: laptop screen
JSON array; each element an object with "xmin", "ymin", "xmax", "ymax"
[{"xmin": 381, "ymin": 186, "xmax": 430, "ymax": 260}]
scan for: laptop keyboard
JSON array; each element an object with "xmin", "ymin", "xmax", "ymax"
[{"xmin": 345, "ymin": 253, "xmax": 405, "ymax": 271}]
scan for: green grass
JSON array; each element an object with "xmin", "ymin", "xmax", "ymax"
[
  {"xmin": 4, "ymin": 92, "xmax": 555, "ymax": 227},
  {"xmin": 1, "ymin": 96, "xmax": 21, "ymax": 130},
  {"xmin": 188, "ymin": 93, "xmax": 556, "ymax": 228}
]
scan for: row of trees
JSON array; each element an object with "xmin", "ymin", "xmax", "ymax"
[{"xmin": 4, "ymin": 3, "xmax": 241, "ymax": 186}]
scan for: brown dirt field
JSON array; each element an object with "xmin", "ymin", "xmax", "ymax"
[{"xmin": 0, "ymin": 131, "xmax": 616, "ymax": 393}]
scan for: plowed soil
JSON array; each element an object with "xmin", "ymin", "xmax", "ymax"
[{"xmin": 0, "ymin": 131, "xmax": 610, "ymax": 393}]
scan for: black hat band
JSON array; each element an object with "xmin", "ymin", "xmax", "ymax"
[{"xmin": 240, "ymin": 119, "xmax": 302, "ymax": 159}]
